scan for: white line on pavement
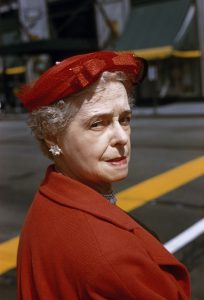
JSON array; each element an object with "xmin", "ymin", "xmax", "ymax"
[{"xmin": 164, "ymin": 218, "xmax": 204, "ymax": 253}]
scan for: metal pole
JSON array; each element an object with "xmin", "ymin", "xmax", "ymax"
[
  {"xmin": 1, "ymin": 57, "xmax": 10, "ymax": 111},
  {"xmin": 195, "ymin": 0, "xmax": 204, "ymax": 97}
]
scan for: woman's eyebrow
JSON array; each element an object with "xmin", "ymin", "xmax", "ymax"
[
  {"xmin": 120, "ymin": 110, "xmax": 132, "ymax": 115},
  {"xmin": 84, "ymin": 109, "xmax": 132, "ymax": 120}
]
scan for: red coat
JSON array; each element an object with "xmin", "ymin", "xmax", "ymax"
[{"xmin": 17, "ymin": 165, "xmax": 190, "ymax": 300}]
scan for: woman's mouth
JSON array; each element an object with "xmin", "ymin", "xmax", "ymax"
[{"xmin": 106, "ymin": 156, "xmax": 128, "ymax": 166}]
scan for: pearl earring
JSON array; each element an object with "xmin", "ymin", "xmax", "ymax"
[{"xmin": 49, "ymin": 145, "xmax": 62, "ymax": 156}]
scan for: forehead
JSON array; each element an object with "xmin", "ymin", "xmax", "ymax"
[{"xmin": 78, "ymin": 81, "xmax": 130, "ymax": 116}]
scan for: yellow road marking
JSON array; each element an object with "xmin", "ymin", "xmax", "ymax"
[
  {"xmin": 0, "ymin": 155, "xmax": 204, "ymax": 275},
  {"xmin": 0, "ymin": 236, "xmax": 19, "ymax": 275},
  {"xmin": 116, "ymin": 155, "xmax": 204, "ymax": 211}
]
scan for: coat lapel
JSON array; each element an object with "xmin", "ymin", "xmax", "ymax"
[{"xmin": 133, "ymin": 226, "xmax": 182, "ymax": 266}]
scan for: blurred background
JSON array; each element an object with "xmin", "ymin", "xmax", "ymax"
[
  {"xmin": 0, "ymin": 0, "xmax": 204, "ymax": 299},
  {"xmin": 1, "ymin": 0, "xmax": 204, "ymax": 111}
]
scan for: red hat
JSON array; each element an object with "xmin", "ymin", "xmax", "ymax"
[{"xmin": 17, "ymin": 51, "xmax": 147, "ymax": 112}]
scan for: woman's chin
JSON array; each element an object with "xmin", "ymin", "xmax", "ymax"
[{"xmin": 104, "ymin": 169, "xmax": 129, "ymax": 183}]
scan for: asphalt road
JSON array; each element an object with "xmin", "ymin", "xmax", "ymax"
[{"xmin": 0, "ymin": 104, "xmax": 204, "ymax": 299}]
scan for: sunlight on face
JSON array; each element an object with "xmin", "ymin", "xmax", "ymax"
[{"xmin": 56, "ymin": 81, "xmax": 131, "ymax": 193}]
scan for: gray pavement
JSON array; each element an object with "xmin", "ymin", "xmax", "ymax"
[
  {"xmin": 133, "ymin": 102, "xmax": 204, "ymax": 117},
  {"xmin": 0, "ymin": 102, "xmax": 204, "ymax": 299}
]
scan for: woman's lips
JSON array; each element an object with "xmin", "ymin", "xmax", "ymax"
[{"xmin": 106, "ymin": 156, "xmax": 128, "ymax": 166}]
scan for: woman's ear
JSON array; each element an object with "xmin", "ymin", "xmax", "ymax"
[
  {"xmin": 44, "ymin": 134, "xmax": 62, "ymax": 149},
  {"xmin": 44, "ymin": 137, "xmax": 56, "ymax": 149}
]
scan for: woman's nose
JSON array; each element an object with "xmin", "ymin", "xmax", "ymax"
[{"xmin": 110, "ymin": 122, "xmax": 129, "ymax": 146}]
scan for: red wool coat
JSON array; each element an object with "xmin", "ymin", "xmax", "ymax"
[{"xmin": 17, "ymin": 165, "xmax": 190, "ymax": 300}]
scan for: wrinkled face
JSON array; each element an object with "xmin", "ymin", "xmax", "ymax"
[{"xmin": 56, "ymin": 81, "xmax": 131, "ymax": 193}]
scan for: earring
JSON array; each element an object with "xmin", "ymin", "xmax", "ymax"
[{"xmin": 49, "ymin": 145, "xmax": 62, "ymax": 156}]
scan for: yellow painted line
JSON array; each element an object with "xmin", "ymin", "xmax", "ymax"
[
  {"xmin": 118, "ymin": 47, "xmax": 202, "ymax": 60},
  {"xmin": 116, "ymin": 155, "xmax": 204, "ymax": 212},
  {"xmin": 6, "ymin": 66, "xmax": 26, "ymax": 75},
  {"xmin": 118, "ymin": 46, "xmax": 174, "ymax": 60},
  {"xmin": 0, "ymin": 66, "xmax": 26, "ymax": 75},
  {"xmin": 173, "ymin": 50, "xmax": 201, "ymax": 59},
  {"xmin": 0, "ymin": 236, "xmax": 19, "ymax": 275},
  {"xmin": 1, "ymin": 156, "xmax": 204, "ymax": 275}
]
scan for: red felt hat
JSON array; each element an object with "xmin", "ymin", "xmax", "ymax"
[{"xmin": 17, "ymin": 51, "xmax": 147, "ymax": 112}]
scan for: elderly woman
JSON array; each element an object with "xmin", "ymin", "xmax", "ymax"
[{"xmin": 17, "ymin": 51, "xmax": 190, "ymax": 300}]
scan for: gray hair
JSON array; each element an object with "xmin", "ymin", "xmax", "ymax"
[{"xmin": 28, "ymin": 71, "xmax": 134, "ymax": 160}]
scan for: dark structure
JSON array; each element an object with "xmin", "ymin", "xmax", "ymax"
[{"xmin": 115, "ymin": 0, "xmax": 201, "ymax": 103}]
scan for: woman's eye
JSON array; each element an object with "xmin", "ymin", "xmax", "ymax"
[
  {"xmin": 120, "ymin": 116, "xmax": 131, "ymax": 126},
  {"xmin": 90, "ymin": 120, "xmax": 105, "ymax": 129},
  {"xmin": 91, "ymin": 122, "xmax": 101, "ymax": 128}
]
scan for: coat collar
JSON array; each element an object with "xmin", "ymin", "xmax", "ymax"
[
  {"xmin": 39, "ymin": 165, "xmax": 138, "ymax": 231},
  {"xmin": 39, "ymin": 166, "xmax": 189, "ymax": 272}
]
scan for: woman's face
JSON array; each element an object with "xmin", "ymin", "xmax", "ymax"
[{"xmin": 56, "ymin": 81, "xmax": 131, "ymax": 193}]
